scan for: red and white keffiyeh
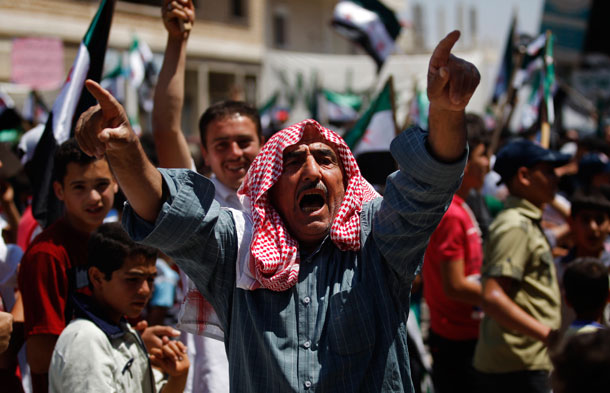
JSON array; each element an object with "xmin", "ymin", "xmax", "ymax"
[{"xmin": 238, "ymin": 119, "xmax": 379, "ymax": 292}]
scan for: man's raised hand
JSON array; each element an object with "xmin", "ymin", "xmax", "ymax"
[
  {"xmin": 163, "ymin": 0, "xmax": 195, "ymax": 38},
  {"xmin": 75, "ymin": 79, "xmax": 137, "ymax": 159},
  {"xmin": 427, "ymin": 30, "xmax": 480, "ymax": 112}
]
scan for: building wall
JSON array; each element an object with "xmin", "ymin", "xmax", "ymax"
[
  {"xmin": 0, "ymin": 0, "xmax": 265, "ymax": 137},
  {"xmin": 266, "ymin": 0, "xmax": 355, "ymax": 54}
]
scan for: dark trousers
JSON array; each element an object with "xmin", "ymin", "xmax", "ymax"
[
  {"xmin": 428, "ymin": 329, "xmax": 478, "ymax": 393},
  {"xmin": 475, "ymin": 369, "xmax": 551, "ymax": 393}
]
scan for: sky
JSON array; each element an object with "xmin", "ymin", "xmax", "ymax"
[{"xmin": 404, "ymin": 0, "xmax": 545, "ymax": 50}]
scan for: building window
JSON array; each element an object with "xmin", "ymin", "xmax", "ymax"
[
  {"xmin": 120, "ymin": 0, "xmax": 163, "ymax": 5},
  {"xmin": 273, "ymin": 10, "xmax": 287, "ymax": 48},
  {"xmin": 412, "ymin": 4, "xmax": 425, "ymax": 51},
  {"xmin": 470, "ymin": 7, "xmax": 477, "ymax": 42},
  {"xmin": 232, "ymin": 0, "xmax": 245, "ymax": 18}
]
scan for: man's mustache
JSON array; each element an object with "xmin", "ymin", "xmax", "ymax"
[{"xmin": 297, "ymin": 181, "xmax": 328, "ymax": 198}]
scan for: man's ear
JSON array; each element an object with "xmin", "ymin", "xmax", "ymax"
[
  {"xmin": 515, "ymin": 166, "xmax": 530, "ymax": 187},
  {"xmin": 200, "ymin": 145, "xmax": 210, "ymax": 167},
  {"xmin": 53, "ymin": 181, "xmax": 64, "ymax": 201},
  {"xmin": 89, "ymin": 266, "xmax": 105, "ymax": 289}
]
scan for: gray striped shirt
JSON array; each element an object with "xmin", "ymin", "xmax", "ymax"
[{"xmin": 124, "ymin": 126, "xmax": 466, "ymax": 392}]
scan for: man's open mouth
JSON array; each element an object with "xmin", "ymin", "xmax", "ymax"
[{"xmin": 299, "ymin": 190, "xmax": 326, "ymax": 213}]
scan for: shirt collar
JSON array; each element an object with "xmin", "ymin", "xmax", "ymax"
[
  {"xmin": 72, "ymin": 292, "xmax": 127, "ymax": 340},
  {"xmin": 210, "ymin": 176, "xmax": 239, "ymax": 204},
  {"xmin": 504, "ymin": 195, "xmax": 543, "ymax": 221}
]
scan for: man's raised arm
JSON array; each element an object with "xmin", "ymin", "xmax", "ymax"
[
  {"xmin": 75, "ymin": 80, "xmax": 164, "ymax": 223},
  {"xmin": 153, "ymin": 0, "xmax": 195, "ymax": 169},
  {"xmin": 426, "ymin": 30, "xmax": 480, "ymax": 162}
]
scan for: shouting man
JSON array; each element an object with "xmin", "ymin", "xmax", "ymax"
[{"xmin": 75, "ymin": 31, "xmax": 479, "ymax": 392}]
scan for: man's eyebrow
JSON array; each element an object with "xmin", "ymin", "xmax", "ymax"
[
  {"xmin": 283, "ymin": 149, "xmax": 305, "ymax": 161},
  {"xmin": 125, "ymin": 271, "xmax": 157, "ymax": 278}
]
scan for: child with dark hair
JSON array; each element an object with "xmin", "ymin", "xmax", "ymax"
[
  {"xmin": 562, "ymin": 257, "xmax": 609, "ymax": 338},
  {"xmin": 48, "ymin": 223, "xmax": 189, "ymax": 393}
]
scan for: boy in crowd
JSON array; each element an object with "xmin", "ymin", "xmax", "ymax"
[
  {"xmin": 49, "ymin": 223, "xmax": 189, "ymax": 392},
  {"xmin": 558, "ymin": 189, "xmax": 610, "ymax": 272},
  {"xmin": 474, "ymin": 139, "xmax": 570, "ymax": 393},
  {"xmin": 17, "ymin": 138, "xmax": 118, "ymax": 392},
  {"xmin": 423, "ymin": 114, "xmax": 489, "ymax": 393},
  {"xmin": 562, "ymin": 257, "xmax": 608, "ymax": 338}
]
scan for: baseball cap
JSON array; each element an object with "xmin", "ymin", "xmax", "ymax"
[{"xmin": 494, "ymin": 139, "xmax": 570, "ymax": 184}]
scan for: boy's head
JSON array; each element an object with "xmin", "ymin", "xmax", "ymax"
[
  {"xmin": 551, "ymin": 329, "xmax": 610, "ymax": 393},
  {"xmin": 569, "ymin": 190, "xmax": 610, "ymax": 257},
  {"xmin": 88, "ymin": 223, "xmax": 158, "ymax": 322},
  {"xmin": 462, "ymin": 113, "xmax": 490, "ymax": 191},
  {"xmin": 198, "ymin": 101, "xmax": 263, "ymax": 191},
  {"xmin": 493, "ymin": 139, "xmax": 570, "ymax": 207},
  {"xmin": 52, "ymin": 139, "xmax": 117, "ymax": 233},
  {"xmin": 563, "ymin": 257, "xmax": 609, "ymax": 321}
]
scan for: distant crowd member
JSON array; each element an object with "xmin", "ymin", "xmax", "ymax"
[
  {"xmin": 17, "ymin": 138, "xmax": 118, "ymax": 393},
  {"xmin": 562, "ymin": 257, "xmax": 608, "ymax": 339},
  {"xmin": 559, "ymin": 189, "xmax": 610, "ymax": 271},
  {"xmin": 153, "ymin": 0, "xmax": 263, "ymax": 392},
  {"xmin": 550, "ymin": 329, "xmax": 610, "ymax": 393},
  {"xmin": 423, "ymin": 115, "xmax": 489, "ymax": 393},
  {"xmin": 49, "ymin": 223, "xmax": 189, "ymax": 393},
  {"xmin": 474, "ymin": 139, "xmax": 570, "ymax": 393}
]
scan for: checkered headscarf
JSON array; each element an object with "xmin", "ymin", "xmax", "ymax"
[{"xmin": 238, "ymin": 119, "xmax": 379, "ymax": 291}]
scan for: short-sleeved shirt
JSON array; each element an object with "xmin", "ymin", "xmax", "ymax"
[
  {"xmin": 18, "ymin": 217, "xmax": 90, "ymax": 338},
  {"xmin": 474, "ymin": 196, "xmax": 561, "ymax": 373},
  {"xmin": 423, "ymin": 194, "xmax": 483, "ymax": 340}
]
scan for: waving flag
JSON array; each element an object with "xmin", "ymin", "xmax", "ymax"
[
  {"xmin": 332, "ymin": 0, "xmax": 401, "ymax": 71},
  {"xmin": 29, "ymin": 0, "xmax": 116, "ymax": 228},
  {"xmin": 343, "ymin": 77, "xmax": 396, "ymax": 156}
]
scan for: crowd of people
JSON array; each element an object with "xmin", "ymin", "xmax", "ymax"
[{"xmin": 0, "ymin": 0, "xmax": 609, "ymax": 392}]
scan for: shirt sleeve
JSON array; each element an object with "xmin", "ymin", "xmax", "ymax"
[
  {"xmin": 122, "ymin": 168, "xmax": 238, "ymax": 330},
  {"xmin": 18, "ymin": 247, "xmax": 69, "ymax": 338},
  {"xmin": 373, "ymin": 126, "xmax": 467, "ymax": 284},
  {"xmin": 483, "ymin": 226, "xmax": 530, "ymax": 281},
  {"xmin": 49, "ymin": 323, "xmax": 117, "ymax": 393}
]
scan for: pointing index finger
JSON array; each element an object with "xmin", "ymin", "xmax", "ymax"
[
  {"xmin": 84, "ymin": 79, "xmax": 121, "ymax": 115},
  {"xmin": 430, "ymin": 30, "xmax": 460, "ymax": 68}
]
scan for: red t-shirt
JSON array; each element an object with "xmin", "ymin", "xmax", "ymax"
[
  {"xmin": 18, "ymin": 217, "xmax": 90, "ymax": 339},
  {"xmin": 17, "ymin": 205, "xmax": 41, "ymax": 252},
  {"xmin": 423, "ymin": 195, "xmax": 483, "ymax": 340}
]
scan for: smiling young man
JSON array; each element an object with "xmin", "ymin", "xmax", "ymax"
[
  {"xmin": 151, "ymin": 2, "xmax": 263, "ymax": 392},
  {"xmin": 76, "ymin": 29, "xmax": 480, "ymax": 392},
  {"xmin": 17, "ymin": 138, "xmax": 118, "ymax": 393}
]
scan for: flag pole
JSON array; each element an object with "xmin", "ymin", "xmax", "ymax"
[
  {"xmin": 488, "ymin": 50, "xmax": 525, "ymax": 155},
  {"xmin": 387, "ymin": 76, "xmax": 399, "ymax": 136},
  {"xmin": 540, "ymin": 30, "xmax": 553, "ymax": 148}
]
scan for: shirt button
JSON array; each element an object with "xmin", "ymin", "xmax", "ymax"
[
  {"xmin": 304, "ymin": 380, "xmax": 312, "ymax": 389},
  {"xmin": 303, "ymin": 296, "xmax": 311, "ymax": 304},
  {"xmin": 303, "ymin": 340, "xmax": 311, "ymax": 349}
]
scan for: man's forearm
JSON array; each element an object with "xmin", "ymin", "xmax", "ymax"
[
  {"xmin": 107, "ymin": 141, "xmax": 164, "ymax": 223},
  {"xmin": 427, "ymin": 104, "xmax": 466, "ymax": 163},
  {"xmin": 482, "ymin": 278, "xmax": 551, "ymax": 342},
  {"xmin": 153, "ymin": 36, "xmax": 192, "ymax": 169}
]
